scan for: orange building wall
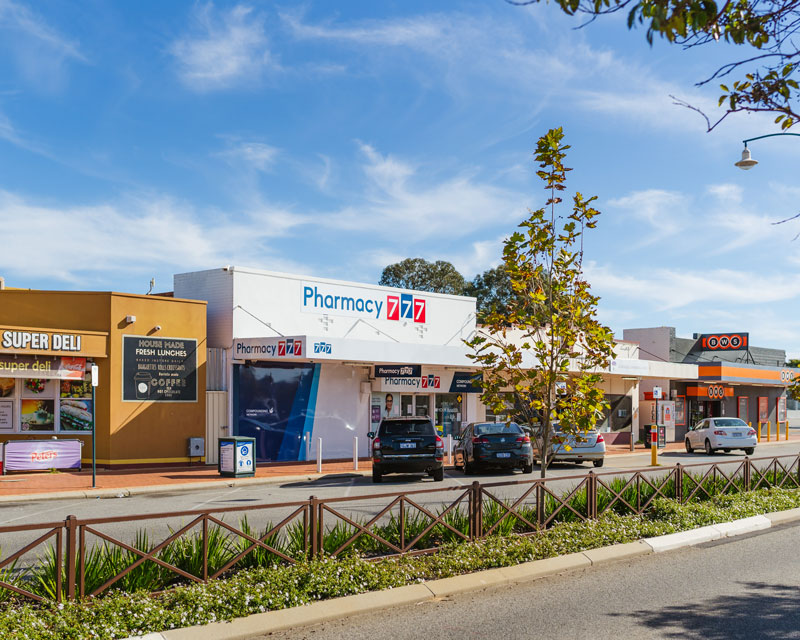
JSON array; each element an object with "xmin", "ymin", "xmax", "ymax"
[{"xmin": 0, "ymin": 290, "xmax": 206, "ymax": 467}]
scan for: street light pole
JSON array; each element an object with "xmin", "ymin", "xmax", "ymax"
[{"xmin": 735, "ymin": 132, "xmax": 800, "ymax": 169}]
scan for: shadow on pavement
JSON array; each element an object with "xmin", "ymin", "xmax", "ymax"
[
  {"xmin": 280, "ymin": 473, "xmax": 371, "ymax": 489},
  {"xmin": 617, "ymin": 581, "xmax": 800, "ymax": 639}
]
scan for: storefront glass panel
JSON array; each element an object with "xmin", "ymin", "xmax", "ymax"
[
  {"xmin": 434, "ymin": 393, "xmax": 462, "ymax": 436},
  {"xmin": 597, "ymin": 394, "xmax": 632, "ymax": 432},
  {"xmin": 234, "ymin": 363, "xmax": 319, "ymax": 463}
]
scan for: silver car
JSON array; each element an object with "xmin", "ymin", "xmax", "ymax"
[
  {"xmin": 531, "ymin": 426, "xmax": 606, "ymax": 468},
  {"xmin": 685, "ymin": 417, "xmax": 756, "ymax": 455}
]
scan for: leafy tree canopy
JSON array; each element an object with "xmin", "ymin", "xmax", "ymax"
[
  {"xmin": 467, "ymin": 127, "xmax": 616, "ymax": 477},
  {"xmin": 379, "ymin": 258, "xmax": 467, "ymax": 295},
  {"xmin": 511, "ymin": 0, "xmax": 800, "ymax": 130}
]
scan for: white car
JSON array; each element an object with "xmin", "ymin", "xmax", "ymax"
[{"xmin": 685, "ymin": 417, "xmax": 756, "ymax": 455}]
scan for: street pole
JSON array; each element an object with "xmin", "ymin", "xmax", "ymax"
[{"xmin": 91, "ymin": 364, "xmax": 98, "ymax": 488}]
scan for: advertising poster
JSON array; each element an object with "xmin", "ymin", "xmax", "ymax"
[
  {"xmin": 778, "ymin": 397, "xmax": 787, "ymax": 422},
  {"xmin": 0, "ymin": 356, "xmax": 85, "ymax": 380},
  {"xmin": 0, "ymin": 378, "xmax": 13, "ymax": 398},
  {"xmin": 3, "ymin": 439, "xmax": 82, "ymax": 472},
  {"xmin": 20, "ymin": 399, "xmax": 55, "ymax": 431},
  {"xmin": 0, "ymin": 400, "xmax": 12, "ymax": 431},
  {"xmin": 758, "ymin": 397, "xmax": 769, "ymax": 423},
  {"xmin": 738, "ymin": 397, "xmax": 749, "ymax": 422},
  {"xmin": 674, "ymin": 397, "xmax": 685, "ymax": 426},
  {"xmin": 235, "ymin": 363, "xmax": 317, "ymax": 462},
  {"xmin": 122, "ymin": 336, "xmax": 198, "ymax": 402}
]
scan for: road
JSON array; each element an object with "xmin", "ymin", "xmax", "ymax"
[
  {"xmin": 262, "ymin": 520, "xmax": 800, "ymax": 640},
  {"xmin": 0, "ymin": 441, "xmax": 797, "ymax": 564}
]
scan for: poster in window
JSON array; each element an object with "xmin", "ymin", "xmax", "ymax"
[
  {"xmin": 0, "ymin": 378, "xmax": 14, "ymax": 398},
  {"xmin": 758, "ymin": 397, "xmax": 769, "ymax": 422},
  {"xmin": 20, "ymin": 399, "xmax": 55, "ymax": 431},
  {"xmin": 0, "ymin": 399, "xmax": 13, "ymax": 431},
  {"xmin": 60, "ymin": 379, "xmax": 92, "ymax": 399},
  {"xmin": 60, "ymin": 399, "xmax": 93, "ymax": 431},
  {"xmin": 674, "ymin": 396, "xmax": 685, "ymax": 426},
  {"xmin": 122, "ymin": 336, "xmax": 198, "ymax": 402},
  {"xmin": 738, "ymin": 396, "xmax": 748, "ymax": 421},
  {"xmin": 778, "ymin": 396, "xmax": 787, "ymax": 422}
]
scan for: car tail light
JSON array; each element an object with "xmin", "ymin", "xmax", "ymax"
[
  {"xmin": 435, "ymin": 435, "xmax": 444, "ymax": 460},
  {"xmin": 372, "ymin": 437, "xmax": 381, "ymax": 450},
  {"xmin": 596, "ymin": 434, "xmax": 604, "ymax": 443},
  {"xmin": 472, "ymin": 436, "xmax": 489, "ymax": 444},
  {"xmin": 714, "ymin": 430, "xmax": 726, "ymax": 436},
  {"xmin": 516, "ymin": 435, "xmax": 531, "ymax": 443},
  {"xmin": 748, "ymin": 429, "xmax": 756, "ymax": 436}
]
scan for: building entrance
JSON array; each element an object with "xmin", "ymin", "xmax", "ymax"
[{"xmin": 400, "ymin": 394, "xmax": 431, "ymax": 418}]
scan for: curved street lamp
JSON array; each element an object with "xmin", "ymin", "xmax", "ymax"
[{"xmin": 735, "ymin": 132, "xmax": 800, "ymax": 170}]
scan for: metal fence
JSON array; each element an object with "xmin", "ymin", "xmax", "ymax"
[{"xmin": 1, "ymin": 453, "xmax": 798, "ymax": 602}]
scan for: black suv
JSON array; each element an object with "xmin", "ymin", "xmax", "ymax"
[{"xmin": 369, "ymin": 417, "xmax": 444, "ymax": 483}]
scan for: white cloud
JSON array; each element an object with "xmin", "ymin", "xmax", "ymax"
[
  {"xmin": 607, "ymin": 189, "xmax": 689, "ymax": 237},
  {"xmin": 587, "ymin": 262, "xmax": 798, "ymax": 311},
  {"xmin": 0, "ymin": 190, "xmax": 307, "ymax": 284},
  {"xmin": 0, "ymin": 0, "xmax": 86, "ymax": 89},
  {"xmin": 707, "ymin": 183, "xmax": 743, "ymax": 204},
  {"xmin": 217, "ymin": 140, "xmax": 279, "ymax": 172},
  {"xmin": 322, "ymin": 143, "xmax": 525, "ymax": 240},
  {"xmin": 171, "ymin": 3, "xmax": 274, "ymax": 91}
]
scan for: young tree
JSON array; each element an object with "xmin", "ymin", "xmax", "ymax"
[
  {"xmin": 379, "ymin": 258, "xmax": 466, "ymax": 295},
  {"xmin": 467, "ymin": 128, "xmax": 616, "ymax": 478},
  {"xmin": 511, "ymin": 0, "xmax": 800, "ymax": 130}
]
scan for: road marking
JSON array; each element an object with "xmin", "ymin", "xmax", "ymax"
[{"xmin": 1, "ymin": 500, "xmax": 86, "ymax": 524}]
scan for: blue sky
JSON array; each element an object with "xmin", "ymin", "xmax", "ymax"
[{"xmin": 0, "ymin": 1, "xmax": 798, "ymax": 357}]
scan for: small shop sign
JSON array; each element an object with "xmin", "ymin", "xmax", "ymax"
[
  {"xmin": 2, "ymin": 439, "xmax": 82, "ymax": 473},
  {"xmin": 0, "ymin": 355, "xmax": 86, "ymax": 380},
  {"xmin": 122, "ymin": 336, "xmax": 198, "ymax": 403}
]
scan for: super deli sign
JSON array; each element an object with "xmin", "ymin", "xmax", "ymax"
[
  {"xmin": 698, "ymin": 333, "xmax": 749, "ymax": 351},
  {"xmin": 302, "ymin": 282, "xmax": 426, "ymax": 323},
  {"xmin": 2, "ymin": 330, "xmax": 82, "ymax": 352}
]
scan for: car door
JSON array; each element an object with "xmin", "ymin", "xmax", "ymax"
[
  {"xmin": 455, "ymin": 425, "xmax": 471, "ymax": 466},
  {"xmin": 689, "ymin": 419, "xmax": 704, "ymax": 447},
  {"xmin": 694, "ymin": 419, "xmax": 709, "ymax": 446}
]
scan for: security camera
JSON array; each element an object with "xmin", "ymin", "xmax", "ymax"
[{"xmin": 154, "ymin": 325, "xmax": 162, "ymax": 332}]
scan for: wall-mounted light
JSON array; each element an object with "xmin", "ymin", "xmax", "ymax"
[
  {"xmin": 153, "ymin": 325, "xmax": 162, "ymax": 332},
  {"xmin": 125, "ymin": 315, "xmax": 136, "ymax": 324}
]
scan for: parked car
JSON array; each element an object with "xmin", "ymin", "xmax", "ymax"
[
  {"xmin": 453, "ymin": 422, "xmax": 533, "ymax": 474},
  {"xmin": 685, "ymin": 417, "xmax": 756, "ymax": 455},
  {"xmin": 531, "ymin": 425, "xmax": 606, "ymax": 468},
  {"xmin": 369, "ymin": 417, "xmax": 444, "ymax": 483}
]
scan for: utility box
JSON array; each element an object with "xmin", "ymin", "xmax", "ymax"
[
  {"xmin": 188, "ymin": 437, "xmax": 205, "ymax": 458},
  {"xmin": 218, "ymin": 436, "xmax": 256, "ymax": 478}
]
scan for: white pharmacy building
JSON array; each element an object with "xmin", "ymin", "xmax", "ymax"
[
  {"xmin": 175, "ymin": 267, "xmax": 480, "ymax": 463},
  {"xmin": 175, "ymin": 266, "xmax": 682, "ymax": 464}
]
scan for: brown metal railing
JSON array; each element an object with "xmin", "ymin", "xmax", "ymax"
[{"xmin": 0, "ymin": 453, "xmax": 798, "ymax": 602}]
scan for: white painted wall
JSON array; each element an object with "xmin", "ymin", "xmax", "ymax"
[{"xmin": 310, "ymin": 363, "xmax": 370, "ymax": 459}]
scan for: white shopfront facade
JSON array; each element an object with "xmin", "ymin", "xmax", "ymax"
[{"xmin": 174, "ymin": 267, "xmax": 480, "ymax": 462}]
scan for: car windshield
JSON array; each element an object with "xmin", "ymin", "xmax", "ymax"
[
  {"xmin": 379, "ymin": 420, "xmax": 435, "ymax": 436},
  {"xmin": 474, "ymin": 422, "xmax": 522, "ymax": 436},
  {"xmin": 713, "ymin": 418, "xmax": 748, "ymax": 428}
]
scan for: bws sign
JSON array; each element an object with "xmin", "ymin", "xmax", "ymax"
[
  {"xmin": 698, "ymin": 333, "xmax": 749, "ymax": 351},
  {"xmin": 302, "ymin": 282, "xmax": 426, "ymax": 323}
]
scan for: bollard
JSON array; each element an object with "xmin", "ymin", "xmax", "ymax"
[
  {"xmin": 767, "ymin": 421, "xmax": 771, "ymax": 443},
  {"xmin": 353, "ymin": 436, "xmax": 358, "ymax": 471},
  {"xmin": 317, "ymin": 437, "xmax": 322, "ymax": 473},
  {"xmin": 757, "ymin": 422, "xmax": 762, "ymax": 443},
  {"xmin": 786, "ymin": 420, "xmax": 790, "ymax": 441},
  {"xmin": 650, "ymin": 428, "xmax": 658, "ymax": 466},
  {"xmin": 447, "ymin": 434, "xmax": 453, "ymax": 466},
  {"xmin": 305, "ymin": 434, "xmax": 311, "ymax": 461}
]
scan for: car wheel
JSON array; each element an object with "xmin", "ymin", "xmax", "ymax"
[
  {"xmin": 372, "ymin": 469, "xmax": 382, "ymax": 483},
  {"xmin": 522, "ymin": 462, "xmax": 533, "ymax": 474},
  {"xmin": 744, "ymin": 447, "xmax": 755, "ymax": 455},
  {"xmin": 685, "ymin": 439, "xmax": 694, "ymax": 454},
  {"xmin": 704, "ymin": 439, "xmax": 714, "ymax": 455},
  {"xmin": 432, "ymin": 467, "xmax": 444, "ymax": 482},
  {"xmin": 593, "ymin": 459, "xmax": 604, "ymax": 468}
]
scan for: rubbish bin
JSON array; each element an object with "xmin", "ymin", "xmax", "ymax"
[{"xmin": 218, "ymin": 436, "xmax": 256, "ymax": 478}]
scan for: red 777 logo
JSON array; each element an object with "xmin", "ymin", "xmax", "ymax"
[
  {"xmin": 387, "ymin": 295, "xmax": 400, "ymax": 320},
  {"xmin": 278, "ymin": 341, "xmax": 286, "ymax": 356},
  {"xmin": 414, "ymin": 298, "xmax": 426, "ymax": 323}
]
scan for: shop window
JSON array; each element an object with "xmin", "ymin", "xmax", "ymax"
[
  {"xmin": 598, "ymin": 394, "xmax": 632, "ymax": 432},
  {"xmin": 59, "ymin": 380, "xmax": 94, "ymax": 432},
  {"xmin": 20, "ymin": 379, "xmax": 56, "ymax": 432},
  {"xmin": 0, "ymin": 375, "xmax": 95, "ymax": 434}
]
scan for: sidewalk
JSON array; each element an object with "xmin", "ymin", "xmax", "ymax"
[{"xmin": 1, "ymin": 435, "xmax": 798, "ymax": 503}]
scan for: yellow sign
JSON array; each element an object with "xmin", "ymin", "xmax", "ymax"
[{"xmin": 0, "ymin": 325, "xmax": 107, "ymax": 358}]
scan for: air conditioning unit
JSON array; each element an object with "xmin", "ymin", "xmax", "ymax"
[{"xmin": 188, "ymin": 437, "xmax": 205, "ymax": 457}]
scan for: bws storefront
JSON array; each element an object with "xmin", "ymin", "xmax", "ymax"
[
  {"xmin": 671, "ymin": 363, "xmax": 795, "ymax": 440},
  {"xmin": 176, "ymin": 267, "xmax": 478, "ymax": 464},
  {"xmin": 0, "ymin": 290, "xmax": 207, "ymax": 468}
]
